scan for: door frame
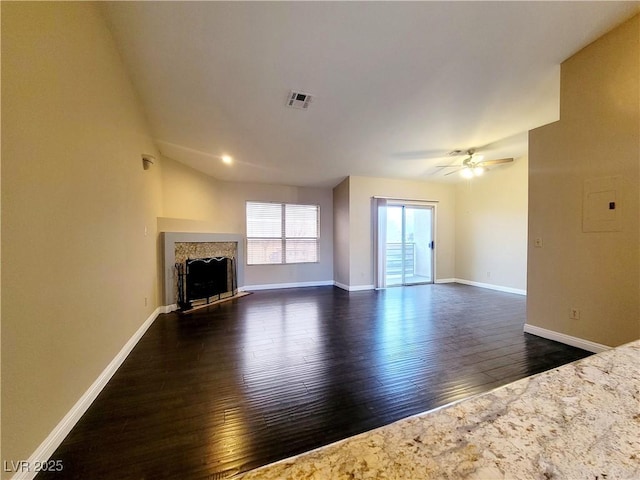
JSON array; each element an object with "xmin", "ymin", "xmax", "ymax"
[{"xmin": 373, "ymin": 197, "xmax": 438, "ymax": 289}]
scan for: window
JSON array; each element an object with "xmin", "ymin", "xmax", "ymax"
[{"xmin": 246, "ymin": 202, "xmax": 319, "ymax": 265}]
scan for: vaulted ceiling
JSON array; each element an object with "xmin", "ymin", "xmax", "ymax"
[{"xmin": 102, "ymin": 2, "xmax": 639, "ymax": 187}]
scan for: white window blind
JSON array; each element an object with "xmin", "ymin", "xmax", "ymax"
[{"xmin": 246, "ymin": 202, "xmax": 319, "ymax": 265}]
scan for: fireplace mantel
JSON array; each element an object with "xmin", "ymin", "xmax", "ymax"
[{"xmin": 162, "ymin": 232, "xmax": 244, "ymax": 307}]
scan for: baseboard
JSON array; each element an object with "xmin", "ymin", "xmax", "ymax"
[
  {"xmin": 349, "ymin": 284, "xmax": 374, "ymax": 291},
  {"xmin": 12, "ymin": 307, "xmax": 162, "ymax": 480},
  {"xmin": 333, "ymin": 282, "xmax": 375, "ymax": 292},
  {"xmin": 454, "ymin": 278, "xmax": 526, "ymax": 296},
  {"xmin": 243, "ymin": 280, "xmax": 335, "ymax": 291},
  {"xmin": 336, "ymin": 278, "xmax": 517, "ymax": 294},
  {"xmin": 523, "ymin": 324, "xmax": 611, "ymax": 353}
]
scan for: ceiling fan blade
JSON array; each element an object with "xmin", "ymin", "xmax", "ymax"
[
  {"xmin": 435, "ymin": 165, "xmax": 461, "ymax": 168},
  {"xmin": 478, "ymin": 157, "xmax": 514, "ymax": 166},
  {"xmin": 444, "ymin": 168, "xmax": 464, "ymax": 176}
]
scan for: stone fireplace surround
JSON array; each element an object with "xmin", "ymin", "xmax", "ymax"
[{"xmin": 162, "ymin": 232, "xmax": 245, "ymax": 308}]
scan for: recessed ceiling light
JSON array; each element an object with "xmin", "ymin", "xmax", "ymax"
[{"xmin": 221, "ymin": 155, "xmax": 233, "ymax": 165}]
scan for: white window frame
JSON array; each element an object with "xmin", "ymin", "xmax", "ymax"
[{"xmin": 246, "ymin": 201, "xmax": 320, "ymax": 265}]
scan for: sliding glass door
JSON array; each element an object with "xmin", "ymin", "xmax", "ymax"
[{"xmin": 385, "ymin": 204, "xmax": 434, "ymax": 286}]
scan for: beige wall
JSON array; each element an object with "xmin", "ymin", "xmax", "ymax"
[
  {"xmin": 1, "ymin": 2, "xmax": 162, "ymax": 472},
  {"xmin": 347, "ymin": 176, "xmax": 456, "ymax": 287},
  {"xmin": 159, "ymin": 157, "xmax": 334, "ymax": 288},
  {"xmin": 528, "ymin": 15, "xmax": 640, "ymax": 347},
  {"xmin": 161, "ymin": 154, "xmax": 220, "ymax": 222},
  {"xmin": 333, "ymin": 178, "xmax": 351, "ymax": 287},
  {"xmin": 455, "ymin": 157, "xmax": 528, "ymax": 292}
]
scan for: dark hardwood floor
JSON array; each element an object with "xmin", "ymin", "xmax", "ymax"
[{"xmin": 38, "ymin": 284, "xmax": 592, "ymax": 480}]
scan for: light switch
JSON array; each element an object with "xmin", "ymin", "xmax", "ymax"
[{"xmin": 534, "ymin": 237, "xmax": 543, "ymax": 248}]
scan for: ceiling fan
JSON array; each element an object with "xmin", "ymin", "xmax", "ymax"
[{"xmin": 438, "ymin": 149, "xmax": 514, "ymax": 178}]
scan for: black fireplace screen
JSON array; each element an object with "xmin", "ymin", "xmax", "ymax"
[{"xmin": 175, "ymin": 257, "xmax": 237, "ymax": 310}]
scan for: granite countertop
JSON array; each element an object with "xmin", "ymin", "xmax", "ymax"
[{"xmin": 238, "ymin": 340, "xmax": 640, "ymax": 480}]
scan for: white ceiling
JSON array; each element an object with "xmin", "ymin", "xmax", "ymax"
[{"xmin": 103, "ymin": 2, "xmax": 639, "ymax": 188}]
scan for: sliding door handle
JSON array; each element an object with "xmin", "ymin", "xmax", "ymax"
[{"xmin": 429, "ymin": 241, "xmax": 435, "ymax": 250}]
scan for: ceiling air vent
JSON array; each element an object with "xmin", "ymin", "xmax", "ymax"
[{"xmin": 287, "ymin": 90, "xmax": 313, "ymax": 110}]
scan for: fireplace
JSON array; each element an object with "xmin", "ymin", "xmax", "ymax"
[
  {"xmin": 175, "ymin": 256, "xmax": 237, "ymax": 310},
  {"xmin": 162, "ymin": 233, "xmax": 245, "ymax": 310}
]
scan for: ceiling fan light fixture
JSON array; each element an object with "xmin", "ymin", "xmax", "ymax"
[
  {"xmin": 442, "ymin": 149, "xmax": 513, "ymax": 179},
  {"xmin": 461, "ymin": 167, "xmax": 474, "ymax": 179}
]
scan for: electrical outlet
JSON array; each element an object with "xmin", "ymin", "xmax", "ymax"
[
  {"xmin": 486, "ymin": 271, "xmax": 491, "ymax": 279},
  {"xmin": 144, "ymin": 297, "xmax": 148, "ymax": 307},
  {"xmin": 570, "ymin": 308, "xmax": 580, "ymax": 320}
]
